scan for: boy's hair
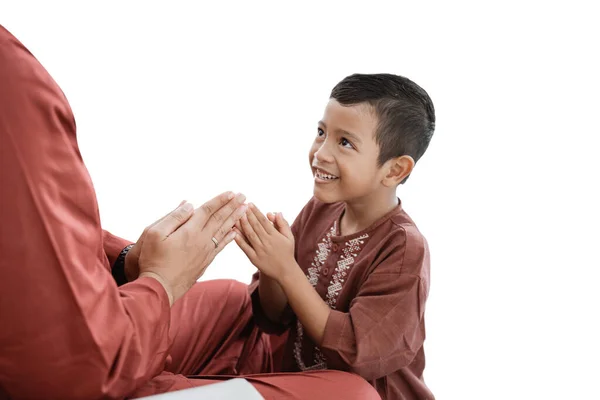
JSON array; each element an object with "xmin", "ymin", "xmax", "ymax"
[{"xmin": 330, "ymin": 73, "xmax": 436, "ymax": 183}]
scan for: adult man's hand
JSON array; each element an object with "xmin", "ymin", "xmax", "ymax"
[
  {"xmin": 124, "ymin": 200, "xmax": 187, "ymax": 282},
  {"xmin": 136, "ymin": 192, "xmax": 247, "ymax": 305}
]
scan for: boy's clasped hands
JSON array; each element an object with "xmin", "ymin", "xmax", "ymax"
[{"xmin": 234, "ymin": 203, "xmax": 296, "ymax": 282}]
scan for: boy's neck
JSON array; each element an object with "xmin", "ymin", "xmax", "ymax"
[{"xmin": 339, "ymin": 190, "xmax": 399, "ymax": 236}]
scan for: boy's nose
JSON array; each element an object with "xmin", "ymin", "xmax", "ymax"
[{"xmin": 314, "ymin": 143, "xmax": 334, "ymax": 163}]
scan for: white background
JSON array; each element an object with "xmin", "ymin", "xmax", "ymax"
[{"xmin": 2, "ymin": 1, "xmax": 599, "ymax": 398}]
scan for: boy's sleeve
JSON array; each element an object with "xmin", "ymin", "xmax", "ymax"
[
  {"xmin": 319, "ymin": 227, "xmax": 430, "ymax": 381},
  {"xmin": 248, "ymin": 271, "xmax": 295, "ymax": 334}
]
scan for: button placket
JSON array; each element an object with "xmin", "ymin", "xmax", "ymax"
[{"xmin": 323, "ymin": 242, "xmax": 340, "ymax": 276}]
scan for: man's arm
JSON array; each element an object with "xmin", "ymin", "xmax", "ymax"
[
  {"xmin": 103, "ymin": 230, "xmax": 133, "ymax": 267},
  {"xmin": 0, "ymin": 28, "xmax": 170, "ymax": 400}
]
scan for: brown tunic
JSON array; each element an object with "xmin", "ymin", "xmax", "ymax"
[{"xmin": 251, "ymin": 197, "xmax": 435, "ymax": 399}]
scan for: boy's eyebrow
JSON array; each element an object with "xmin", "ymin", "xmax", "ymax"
[
  {"xmin": 318, "ymin": 121, "xmax": 363, "ymax": 144},
  {"xmin": 338, "ymin": 129, "xmax": 362, "ymax": 144}
]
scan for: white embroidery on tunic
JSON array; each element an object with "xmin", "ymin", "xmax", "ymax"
[
  {"xmin": 294, "ymin": 221, "xmax": 369, "ymax": 371},
  {"xmin": 325, "ymin": 234, "xmax": 368, "ymax": 308},
  {"xmin": 294, "ymin": 320, "xmax": 328, "ymax": 371},
  {"xmin": 306, "ymin": 224, "xmax": 336, "ymax": 286}
]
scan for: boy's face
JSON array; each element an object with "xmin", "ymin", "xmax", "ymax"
[{"xmin": 309, "ymin": 99, "xmax": 387, "ymax": 204}]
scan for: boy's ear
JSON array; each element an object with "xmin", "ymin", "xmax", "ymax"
[{"xmin": 382, "ymin": 155, "xmax": 415, "ymax": 187}]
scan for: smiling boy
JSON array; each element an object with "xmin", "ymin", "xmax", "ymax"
[{"xmin": 236, "ymin": 73, "xmax": 436, "ymax": 400}]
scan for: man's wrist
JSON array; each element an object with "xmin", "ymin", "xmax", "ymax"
[
  {"xmin": 112, "ymin": 244, "xmax": 134, "ymax": 286},
  {"xmin": 123, "ymin": 249, "xmax": 138, "ymax": 282},
  {"xmin": 139, "ymin": 271, "xmax": 174, "ymax": 307}
]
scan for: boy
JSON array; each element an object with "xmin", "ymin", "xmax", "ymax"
[{"xmin": 235, "ymin": 73, "xmax": 436, "ymax": 400}]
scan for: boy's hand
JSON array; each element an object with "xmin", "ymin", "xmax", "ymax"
[{"xmin": 234, "ymin": 203, "xmax": 295, "ymax": 281}]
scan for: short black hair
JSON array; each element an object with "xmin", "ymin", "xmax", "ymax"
[{"xmin": 330, "ymin": 73, "xmax": 436, "ymax": 183}]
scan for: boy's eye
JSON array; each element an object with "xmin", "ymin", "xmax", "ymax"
[
  {"xmin": 340, "ymin": 137, "xmax": 354, "ymax": 149},
  {"xmin": 317, "ymin": 128, "xmax": 325, "ymax": 137}
]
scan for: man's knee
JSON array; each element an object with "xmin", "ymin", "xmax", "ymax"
[
  {"xmin": 246, "ymin": 371, "xmax": 380, "ymax": 400},
  {"xmin": 185, "ymin": 279, "xmax": 250, "ymax": 315},
  {"xmin": 345, "ymin": 373, "xmax": 381, "ymax": 400}
]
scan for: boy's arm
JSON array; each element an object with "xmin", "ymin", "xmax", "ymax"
[
  {"xmin": 258, "ymin": 274, "xmax": 289, "ymax": 322},
  {"xmin": 278, "ymin": 262, "xmax": 331, "ymax": 344},
  {"xmin": 241, "ymin": 205, "xmax": 308, "ymax": 333},
  {"xmin": 315, "ymin": 228, "xmax": 429, "ymax": 381},
  {"xmin": 241, "ymin": 204, "xmax": 429, "ymax": 380},
  {"xmin": 247, "ymin": 270, "xmax": 292, "ymax": 334},
  {"xmin": 238, "ymin": 205, "xmax": 332, "ymax": 341}
]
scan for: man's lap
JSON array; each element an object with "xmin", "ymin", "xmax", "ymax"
[
  {"xmin": 165, "ymin": 279, "xmax": 271, "ymax": 376},
  {"xmin": 131, "ymin": 279, "xmax": 379, "ymax": 399}
]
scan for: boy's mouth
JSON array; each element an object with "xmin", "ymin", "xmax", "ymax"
[{"xmin": 314, "ymin": 168, "xmax": 339, "ymax": 182}]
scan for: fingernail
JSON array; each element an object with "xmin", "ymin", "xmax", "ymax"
[
  {"xmin": 181, "ymin": 203, "xmax": 193, "ymax": 212},
  {"xmin": 228, "ymin": 192, "xmax": 235, "ymax": 200},
  {"xmin": 236, "ymin": 193, "xmax": 246, "ymax": 202},
  {"xmin": 241, "ymin": 205, "xmax": 248, "ymax": 213}
]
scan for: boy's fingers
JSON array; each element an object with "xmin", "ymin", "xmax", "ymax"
[
  {"xmin": 233, "ymin": 227, "xmax": 250, "ymax": 247},
  {"xmin": 240, "ymin": 213, "xmax": 262, "ymax": 247},
  {"xmin": 249, "ymin": 203, "xmax": 276, "ymax": 234},
  {"xmin": 246, "ymin": 205, "xmax": 268, "ymax": 237},
  {"xmin": 234, "ymin": 228, "xmax": 256, "ymax": 259},
  {"xmin": 276, "ymin": 212, "xmax": 294, "ymax": 240}
]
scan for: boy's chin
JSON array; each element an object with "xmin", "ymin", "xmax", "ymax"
[{"xmin": 313, "ymin": 187, "xmax": 342, "ymax": 204}]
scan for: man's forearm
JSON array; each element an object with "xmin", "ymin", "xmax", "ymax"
[{"xmin": 259, "ymin": 274, "xmax": 289, "ymax": 322}]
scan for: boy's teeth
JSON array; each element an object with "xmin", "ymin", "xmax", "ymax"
[{"xmin": 316, "ymin": 169, "xmax": 338, "ymax": 180}]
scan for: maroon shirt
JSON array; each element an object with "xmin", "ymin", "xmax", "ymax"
[
  {"xmin": 251, "ymin": 197, "xmax": 435, "ymax": 399},
  {"xmin": 0, "ymin": 25, "xmax": 171, "ymax": 399}
]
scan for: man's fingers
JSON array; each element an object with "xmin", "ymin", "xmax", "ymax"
[
  {"xmin": 141, "ymin": 200, "xmax": 188, "ymax": 238},
  {"xmin": 212, "ymin": 203, "xmax": 248, "ymax": 243},
  {"xmin": 201, "ymin": 193, "xmax": 246, "ymax": 231},
  {"xmin": 214, "ymin": 230, "xmax": 237, "ymax": 254},
  {"xmin": 193, "ymin": 191, "xmax": 236, "ymax": 226},
  {"xmin": 149, "ymin": 202, "xmax": 195, "ymax": 238}
]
